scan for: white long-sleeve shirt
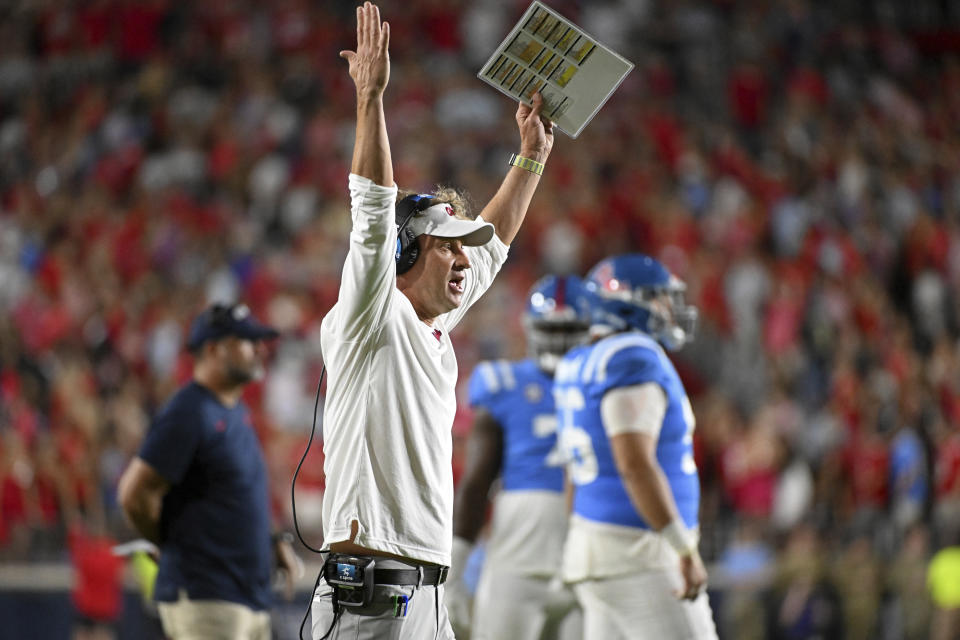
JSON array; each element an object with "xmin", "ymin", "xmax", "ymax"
[{"xmin": 320, "ymin": 174, "xmax": 509, "ymax": 566}]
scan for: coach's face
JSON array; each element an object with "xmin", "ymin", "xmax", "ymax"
[
  {"xmin": 397, "ymin": 234, "xmax": 471, "ymax": 322},
  {"xmin": 213, "ymin": 336, "xmax": 268, "ymax": 385}
]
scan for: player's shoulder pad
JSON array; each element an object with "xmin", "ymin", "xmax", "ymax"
[
  {"xmin": 468, "ymin": 359, "xmax": 519, "ymax": 407},
  {"xmin": 580, "ymin": 333, "xmax": 669, "ymax": 389}
]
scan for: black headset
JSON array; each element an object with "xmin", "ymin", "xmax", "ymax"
[
  {"xmin": 209, "ymin": 302, "xmax": 237, "ymax": 325},
  {"xmin": 395, "ymin": 193, "xmax": 438, "ymax": 275}
]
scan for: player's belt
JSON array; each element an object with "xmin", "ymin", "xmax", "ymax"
[{"xmin": 375, "ymin": 565, "xmax": 448, "ymax": 586}]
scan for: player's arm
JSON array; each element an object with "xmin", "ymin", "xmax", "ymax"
[
  {"xmin": 340, "ymin": 2, "xmax": 392, "ymax": 187},
  {"xmin": 477, "ymin": 93, "xmax": 554, "ymax": 244},
  {"xmin": 455, "ymin": 364, "xmax": 508, "ymax": 554},
  {"xmin": 603, "ymin": 383, "xmax": 708, "ymax": 601},
  {"xmin": 453, "ymin": 409, "xmax": 504, "ymax": 544},
  {"xmin": 447, "ymin": 408, "xmax": 504, "ymax": 634},
  {"xmin": 117, "ymin": 457, "xmax": 170, "ymax": 545}
]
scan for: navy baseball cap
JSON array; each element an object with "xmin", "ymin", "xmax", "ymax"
[{"xmin": 187, "ymin": 303, "xmax": 279, "ymax": 352}]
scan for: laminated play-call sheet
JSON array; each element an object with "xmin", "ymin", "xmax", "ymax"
[{"xmin": 478, "ymin": 1, "xmax": 634, "ymax": 138}]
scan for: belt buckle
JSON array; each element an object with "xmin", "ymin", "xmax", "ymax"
[{"xmin": 438, "ymin": 565, "xmax": 449, "ymax": 585}]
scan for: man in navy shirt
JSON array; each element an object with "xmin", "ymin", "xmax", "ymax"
[{"xmin": 118, "ymin": 303, "xmax": 296, "ymax": 640}]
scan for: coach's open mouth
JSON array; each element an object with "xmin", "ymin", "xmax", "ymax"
[{"xmin": 449, "ymin": 276, "xmax": 464, "ymax": 294}]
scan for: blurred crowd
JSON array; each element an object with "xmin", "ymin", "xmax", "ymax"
[{"xmin": 2, "ymin": 0, "xmax": 960, "ymax": 637}]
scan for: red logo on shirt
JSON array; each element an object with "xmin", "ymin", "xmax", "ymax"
[
  {"xmin": 215, "ymin": 419, "xmax": 226, "ymax": 432},
  {"xmin": 445, "ymin": 205, "xmax": 454, "ymax": 217},
  {"xmin": 433, "ymin": 329, "xmax": 442, "ymax": 342}
]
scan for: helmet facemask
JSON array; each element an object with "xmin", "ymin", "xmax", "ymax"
[
  {"xmin": 642, "ymin": 277, "xmax": 698, "ymax": 350},
  {"xmin": 591, "ymin": 275, "xmax": 698, "ymax": 350},
  {"xmin": 525, "ymin": 315, "xmax": 591, "ymax": 373},
  {"xmin": 524, "ymin": 275, "xmax": 592, "ymax": 373}
]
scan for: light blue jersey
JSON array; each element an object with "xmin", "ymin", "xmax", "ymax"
[
  {"xmin": 554, "ymin": 332, "xmax": 700, "ymax": 529},
  {"xmin": 468, "ymin": 359, "xmax": 564, "ymax": 493}
]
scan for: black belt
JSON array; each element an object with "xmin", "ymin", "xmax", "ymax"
[{"xmin": 374, "ymin": 565, "xmax": 448, "ymax": 587}]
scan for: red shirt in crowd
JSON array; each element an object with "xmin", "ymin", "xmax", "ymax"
[
  {"xmin": 842, "ymin": 430, "xmax": 891, "ymax": 511},
  {"xmin": 69, "ymin": 526, "xmax": 124, "ymax": 622},
  {"xmin": 936, "ymin": 432, "xmax": 960, "ymax": 500}
]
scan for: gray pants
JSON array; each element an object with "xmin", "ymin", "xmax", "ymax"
[
  {"xmin": 573, "ymin": 570, "xmax": 717, "ymax": 640},
  {"xmin": 311, "ymin": 559, "xmax": 456, "ymax": 640},
  {"xmin": 473, "ymin": 571, "xmax": 581, "ymax": 640}
]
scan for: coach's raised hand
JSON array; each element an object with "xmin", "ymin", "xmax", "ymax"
[
  {"xmin": 341, "ymin": 1, "xmax": 393, "ymax": 188},
  {"xmin": 340, "ymin": 2, "xmax": 391, "ymax": 98},
  {"xmin": 516, "ymin": 92, "xmax": 554, "ymax": 164}
]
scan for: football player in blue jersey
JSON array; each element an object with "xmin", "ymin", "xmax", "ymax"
[
  {"xmin": 446, "ymin": 274, "xmax": 591, "ymax": 640},
  {"xmin": 554, "ymin": 254, "xmax": 718, "ymax": 639}
]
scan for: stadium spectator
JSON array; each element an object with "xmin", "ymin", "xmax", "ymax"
[
  {"xmin": 765, "ymin": 523, "xmax": 843, "ymax": 640},
  {"xmin": 887, "ymin": 524, "xmax": 934, "ymax": 640},
  {"xmin": 68, "ymin": 514, "xmax": 124, "ymax": 640},
  {"xmin": 831, "ymin": 534, "xmax": 883, "ymax": 640}
]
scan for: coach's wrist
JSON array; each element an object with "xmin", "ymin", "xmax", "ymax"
[{"xmin": 518, "ymin": 147, "xmax": 548, "ymax": 164}]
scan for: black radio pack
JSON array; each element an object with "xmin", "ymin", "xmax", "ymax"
[{"xmin": 325, "ymin": 555, "xmax": 376, "ymax": 607}]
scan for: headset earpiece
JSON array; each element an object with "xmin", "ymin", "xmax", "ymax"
[
  {"xmin": 395, "ymin": 194, "xmax": 434, "ymax": 275},
  {"xmin": 395, "ymin": 226, "xmax": 419, "ymax": 275}
]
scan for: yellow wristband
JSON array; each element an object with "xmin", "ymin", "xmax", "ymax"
[{"xmin": 508, "ymin": 153, "xmax": 545, "ymax": 176}]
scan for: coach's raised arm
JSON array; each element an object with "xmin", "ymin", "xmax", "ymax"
[
  {"xmin": 478, "ymin": 90, "xmax": 555, "ymax": 244},
  {"xmin": 308, "ymin": 3, "xmax": 557, "ymax": 639},
  {"xmin": 339, "ymin": 1, "xmax": 392, "ymax": 188}
]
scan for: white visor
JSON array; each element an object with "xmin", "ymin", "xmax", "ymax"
[{"xmin": 406, "ymin": 203, "xmax": 495, "ymax": 246}]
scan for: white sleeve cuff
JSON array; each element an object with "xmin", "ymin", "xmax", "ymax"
[{"xmin": 348, "ymin": 173, "xmax": 398, "ymax": 207}]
